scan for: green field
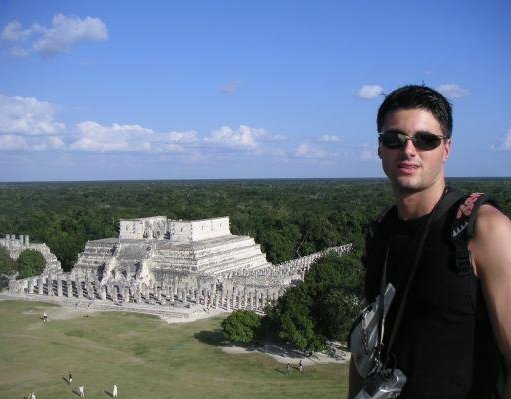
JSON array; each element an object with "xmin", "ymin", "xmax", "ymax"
[{"xmin": 0, "ymin": 300, "xmax": 348, "ymax": 398}]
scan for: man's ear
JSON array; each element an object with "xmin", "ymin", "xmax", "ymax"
[
  {"xmin": 443, "ymin": 139, "xmax": 451, "ymax": 162},
  {"xmin": 378, "ymin": 146, "xmax": 382, "ymax": 159}
]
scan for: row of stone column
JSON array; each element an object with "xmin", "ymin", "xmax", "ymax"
[{"xmin": 18, "ymin": 274, "xmax": 283, "ymax": 311}]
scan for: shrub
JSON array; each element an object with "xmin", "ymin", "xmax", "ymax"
[
  {"xmin": 221, "ymin": 310, "xmax": 261, "ymax": 344},
  {"xmin": 16, "ymin": 249, "xmax": 46, "ymax": 279}
]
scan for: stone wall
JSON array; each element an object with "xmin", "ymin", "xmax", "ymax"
[
  {"xmin": 168, "ymin": 217, "xmax": 230, "ymax": 242},
  {"xmin": 119, "ymin": 216, "xmax": 168, "ymax": 239},
  {"xmin": 0, "ymin": 234, "xmax": 62, "ymax": 274}
]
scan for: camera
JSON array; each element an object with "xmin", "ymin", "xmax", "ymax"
[{"xmin": 353, "ymin": 368, "xmax": 406, "ymax": 399}]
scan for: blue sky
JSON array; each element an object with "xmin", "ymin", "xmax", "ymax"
[{"xmin": 0, "ymin": 0, "xmax": 509, "ymax": 181}]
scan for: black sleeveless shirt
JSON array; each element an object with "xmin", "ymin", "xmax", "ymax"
[{"xmin": 364, "ymin": 204, "xmax": 503, "ymax": 399}]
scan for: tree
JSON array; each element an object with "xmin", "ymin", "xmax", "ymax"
[
  {"xmin": 261, "ymin": 251, "xmax": 365, "ymax": 351},
  {"xmin": 16, "ymin": 249, "xmax": 46, "ymax": 279},
  {"xmin": 0, "ymin": 246, "xmax": 16, "ymax": 289},
  {"xmin": 275, "ymin": 285, "xmax": 325, "ymax": 352},
  {"xmin": 221, "ymin": 310, "xmax": 261, "ymax": 344}
]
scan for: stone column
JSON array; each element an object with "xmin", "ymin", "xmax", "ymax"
[
  {"xmin": 110, "ymin": 286, "xmax": 118, "ymax": 302},
  {"xmin": 87, "ymin": 282, "xmax": 94, "ymax": 299},
  {"xmin": 181, "ymin": 290, "xmax": 186, "ymax": 303},
  {"xmin": 124, "ymin": 286, "xmax": 130, "ymax": 303},
  {"xmin": 76, "ymin": 279, "xmax": 83, "ymax": 298},
  {"xmin": 168, "ymin": 286, "xmax": 174, "ymax": 303},
  {"xmin": 47, "ymin": 277, "xmax": 54, "ymax": 296},
  {"xmin": 66, "ymin": 280, "xmax": 73, "ymax": 298},
  {"xmin": 28, "ymin": 279, "xmax": 34, "ymax": 294},
  {"xmin": 57, "ymin": 278, "xmax": 63, "ymax": 297},
  {"xmin": 225, "ymin": 291, "xmax": 234, "ymax": 310},
  {"xmin": 100, "ymin": 285, "xmax": 107, "ymax": 300}
]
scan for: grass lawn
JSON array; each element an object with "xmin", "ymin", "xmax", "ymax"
[{"xmin": 0, "ymin": 300, "xmax": 348, "ymax": 398}]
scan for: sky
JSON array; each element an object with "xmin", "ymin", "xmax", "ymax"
[{"xmin": 0, "ymin": 0, "xmax": 510, "ymax": 181}]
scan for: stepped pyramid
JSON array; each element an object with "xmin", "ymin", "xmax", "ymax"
[{"xmin": 73, "ymin": 216, "xmax": 270, "ymax": 284}]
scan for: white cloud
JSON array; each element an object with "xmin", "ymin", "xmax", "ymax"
[
  {"xmin": 0, "ymin": 135, "xmax": 28, "ymax": 151},
  {"xmin": 0, "ymin": 134, "xmax": 67, "ymax": 152},
  {"xmin": 31, "ymin": 136, "xmax": 67, "ymax": 151},
  {"xmin": 70, "ymin": 121, "xmax": 195, "ymax": 153},
  {"xmin": 271, "ymin": 134, "xmax": 286, "ymax": 141},
  {"xmin": 70, "ymin": 122, "xmax": 154, "ymax": 152},
  {"xmin": 356, "ymin": 84, "xmax": 383, "ymax": 99},
  {"xmin": 360, "ymin": 144, "xmax": 378, "ymax": 161},
  {"xmin": 319, "ymin": 134, "xmax": 341, "ymax": 143},
  {"xmin": 436, "ymin": 83, "xmax": 470, "ymax": 99},
  {"xmin": 504, "ymin": 129, "xmax": 511, "ymax": 150},
  {"xmin": 294, "ymin": 143, "xmax": 327, "ymax": 159},
  {"xmin": 0, "ymin": 14, "xmax": 108, "ymax": 58},
  {"xmin": 0, "ymin": 94, "xmax": 65, "ymax": 135},
  {"xmin": 220, "ymin": 81, "xmax": 241, "ymax": 94},
  {"xmin": 204, "ymin": 125, "xmax": 266, "ymax": 150},
  {"xmin": 6, "ymin": 46, "xmax": 30, "ymax": 57},
  {"xmin": 160, "ymin": 131, "xmax": 198, "ymax": 143},
  {"xmin": 0, "ymin": 20, "xmax": 38, "ymax": 41},
  {"xmin": 492, "ymin": 127, "xmax": 511, "ymax": 151}
]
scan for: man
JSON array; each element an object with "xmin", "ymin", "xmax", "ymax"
[
  {"xmin": 348, "ymin": 85, "xmax": 511, "ymax": 398},
  {"xmin": 113, "ymin": 384, "xmax": 118, "ymax": 398}
]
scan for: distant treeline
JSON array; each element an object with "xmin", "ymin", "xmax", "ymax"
[{"xmin": 0, "ymin": 178, "xmax": 509, "ymax": 271}]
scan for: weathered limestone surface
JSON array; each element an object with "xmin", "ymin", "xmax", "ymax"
[{"xmin": 6, "ymin": 216, "xmax": 353, "ymax": 317}]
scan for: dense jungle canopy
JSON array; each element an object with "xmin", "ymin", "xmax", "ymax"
[{"xmin": 0, "ymin": 178, "xmax": 510, "ymax": 272}]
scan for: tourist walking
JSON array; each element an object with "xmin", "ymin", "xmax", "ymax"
[
  {"xmin": 78, "ymin": 385, "xmax": 85, "ymax": 397},
  {"xmin": 299, "ymin": 359, "xmax": 303, "ymax": 372},
  {"xmin": 68, "ymin": 372, "xmax": 73, "ymax": 384},
  {"xmin": 286, "ymin": 363, "xmax": 291, "ymax": 375},
  {"xmin": 113, "ymin": 384, "xmax": 118, "ymax": 398}
]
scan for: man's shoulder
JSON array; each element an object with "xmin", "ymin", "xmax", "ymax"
[{"xmin": 472, "ymin": 204, "xmax": 511, "ymax": 240}]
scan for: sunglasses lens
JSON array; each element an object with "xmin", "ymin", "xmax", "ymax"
[
  {"xmin": 379, "ymin": 131, "xmax": 443, "ymax": 150},
  {"xmin": 380, "ymin": 132, "xmax": 406, "ymax": 149},
  {"xmin": 414, "ymin": 133, "xmax": 442, "ymax": 150}
]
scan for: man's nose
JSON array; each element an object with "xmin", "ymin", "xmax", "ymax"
[{"xmin": 402, "ymin": 137, "xmax": 418, "ymax": 155}]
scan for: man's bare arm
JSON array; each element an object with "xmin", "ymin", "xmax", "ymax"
[{"xmin": 470, "ymin": 205, "xmax": 511, "ymax": 398}]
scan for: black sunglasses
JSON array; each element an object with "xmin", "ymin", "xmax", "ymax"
[{"xmin": 378, "ymin": 130, "xmax": 447, "ymax": 151}]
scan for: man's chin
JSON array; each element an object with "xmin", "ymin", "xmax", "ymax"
[{"xmin": 391, "ymin": 177, "xmax": 423, "ymax": 194}]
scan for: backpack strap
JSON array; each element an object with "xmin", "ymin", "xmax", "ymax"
[
  {"xmin": 362, "ymin": 205, "xmax": 396, "ymax": 267},
  {"xmin": 451, "ymin": 192, "xmax": 498, "ymax": 276}
]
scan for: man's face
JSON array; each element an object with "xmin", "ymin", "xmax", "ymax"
[{"xmin": 378, "ymin": 108, "xmax": 451, "ymax": 194}]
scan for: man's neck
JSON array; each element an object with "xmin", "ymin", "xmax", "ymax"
[{"xmin": 394, "ymin": 182, "xmax": 446, "ymax": 220}]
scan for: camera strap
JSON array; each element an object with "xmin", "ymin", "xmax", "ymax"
[{"xmin": 378, "ymin": 187, "xmax": 462, "ymax": 367}]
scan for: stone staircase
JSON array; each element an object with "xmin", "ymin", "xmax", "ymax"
[
  {"xmin": 150, "ymin": 235, "xmax": 270, "ymax": 275},
  {"xmin": 74, "ymin": 239, "xmax": 117, "ymax": 272}
]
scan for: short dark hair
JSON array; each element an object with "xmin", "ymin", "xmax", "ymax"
[{"xmin": 376, "ymin": 85, "xmax": 453, "ymax": 138}]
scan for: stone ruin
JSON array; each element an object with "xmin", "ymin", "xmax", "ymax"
[
  {"xmin": 4, "ymin": 216, "xmax": 352, "ymax": 319},
  {"xmin": 0, "ymin": 234, "xmax": 61, "ymax": 273}
]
